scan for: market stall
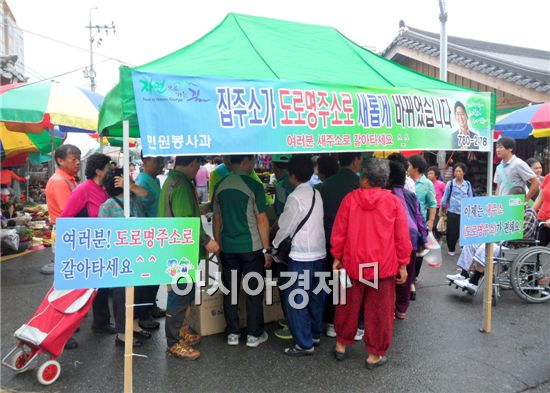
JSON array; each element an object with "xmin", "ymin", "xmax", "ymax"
[{"xmin": 97, "ymin": 13, "xmax": 495, "ymax": 392}]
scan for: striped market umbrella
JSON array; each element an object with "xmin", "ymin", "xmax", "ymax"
[
  {"xmin": 494, "ymin": 103, "xmax": 550, "ymax": 139},
  {"xmin": 0, "ymin": 81, "xmax": 103, "ymax": 134},
  {"xmin": 0, "ymin": 122, "xmax": 63, "ymax": 158}
]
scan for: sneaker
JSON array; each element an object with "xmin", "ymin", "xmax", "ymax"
[
  {"xmin": 453, "ymin": 278, "xmax": 469, "ymax": 288},
  {"xmin": 166, "ymin": 342, "xmax": 200, "ymax": 360},
  {"xmin": 274, "ymin": 327, "xmax": 292, "ymax": 340},
  {"xmin": 325, "ymin": 323, "xmax": 336, "ymax": 338},
  {"xmin": 179, "ymin": 325, "xmax": 201, "ymax": 346},
  {"xmin": 284, "ymin": 344, "xmax": 314, "ymax": 357},
  {"xmin": 464, "ymin": 281, "xmax": 479, "ymax": 294},
  {"xmin": 312, "ymin": 337, "xmax": 321, "ymax": 347},
  {"xmin": 246, "ymin": 331, "xmax": 268, "ymax": 348},
  {"xmin": 446, "ymin": 272, "xmax": 466, "ymax": 281},
  {"xmin": 448, "ymin": 251, "xmax": 456, "ymax": 256},
  {"xmin": 227, "ymin": 333, "xmax": 240, "ymax": 346},
  {"xmin": 454, "ymin": 278, "xmax": 479, "ymax": 293},
  {"xmin": 278, "ymin": 319, "xmax": 288, "ymax": 329},
  {"xmin": 354, "ymin": 328, "xmax": 364, "ymax": 341}
]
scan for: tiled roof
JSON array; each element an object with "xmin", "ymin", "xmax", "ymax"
[{"xmin": 381, "ymin": 24, "xmax": 550, "ymax": 96}]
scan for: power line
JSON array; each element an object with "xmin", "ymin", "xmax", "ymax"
[
  {"xmin": 0, "ymin": 22, "xmax": 135, "ymax": 67},
  {"xmin": 23, "ymin": 68, "xmax": 43, "ymax": 80},
  {"xmin": 21, "ymin": 58, "xmax": 115, "ymax": 87},
  {"xmin": 18, "ymin": 61, "xmax": 47, "ymax": 80}
]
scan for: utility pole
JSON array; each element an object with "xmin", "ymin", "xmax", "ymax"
[
  {"xmin": 438, "ymin": 0, "xmax": 448, "ymax": 82},
  {"xmin": 84, "ymin": 7, "xmax": 116, "ymax": 92}
]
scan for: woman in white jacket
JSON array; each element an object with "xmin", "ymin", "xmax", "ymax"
[{"xmin": 273, "ymin": 155, "xmax": 326, "ymax": 357}]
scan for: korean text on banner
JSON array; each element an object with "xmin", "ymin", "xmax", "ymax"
[
  {"xmin": 131, "ymin": 72, "xmax": 493, "ymax": 156},
  {"xmin": 54, "ymin": 217, "xmax": 200, "ymax": 290},
  {"xmin": 460, "ymin": 196, "xmax": 525, "ymax": 246}
]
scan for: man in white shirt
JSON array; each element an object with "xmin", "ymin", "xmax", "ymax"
[
  {"xmin": 273, "ymin": 155, "xmax": 326, "ymax": 357},
  {"xmin": 494, "ymin": 137, "xmax": 539, "ymax": 200}
]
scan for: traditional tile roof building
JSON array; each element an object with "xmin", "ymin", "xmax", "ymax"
[
  {"xmin": 0, "ymin": 0, "xmax": 26, "ymax": 84},
  {"xmin": 382, "ymin": 21, "xmax": 550, "ymax": 111}
]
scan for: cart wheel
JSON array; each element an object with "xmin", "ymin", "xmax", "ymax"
[
  {"xmin": 36, "ymin": 360, "xmax": 61, "ymax": 385},
  {"xmin": 10, "ymin": 349, "xmax": 30, "ymax": 373}
]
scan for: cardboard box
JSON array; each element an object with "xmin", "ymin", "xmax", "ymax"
[
  {"xmin": 188, "ymin": 287, "xmax": 226, "ymax": 337},
  {"xmin": 189, "ymin": 286, "xmax": 284, "ymax": 336}
]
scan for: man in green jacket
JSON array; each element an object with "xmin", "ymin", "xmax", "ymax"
[{"xmin": 159, "ymin": 156, "xmax": 219, "ymax": 360}]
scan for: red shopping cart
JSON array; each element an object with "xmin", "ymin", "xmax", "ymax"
[{"xmin": 2, "ymin": 287, "xmax": 96, "ymax": 385}]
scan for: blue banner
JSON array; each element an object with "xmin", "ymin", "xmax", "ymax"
[
  {"xmin": 131, "ymin": 71, "xmax": 493, "ymax": 156},
  {"xmin": 459, "ymin": 196, "xmax": 525, "ymax": 246}
]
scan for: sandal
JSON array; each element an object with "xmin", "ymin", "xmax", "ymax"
[
  {"xmin": 333, "ymin": 348, "xmax": 346, "ymax": 361},
  {"xmin": 366, "ymin": 356, "xmax": 388, "ymax": 370},
  {"xmin": 395, "ymin": 311, "xmax": 407, "ymax": 320},
  {"xmin": 134, "ymin": 329, "xmax": 152, "ymax": 339},
  {"xmin": 166, "ymin": 342, "xmax": 200, "ymax": 360},
  {"xmin": 115, "ymin": 336, "xmax": 143, "ymax": 348}
]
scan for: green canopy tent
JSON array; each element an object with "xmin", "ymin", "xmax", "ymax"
[
  {"xmin": 100, "ymin": 13, "xmax": 491, "ymax": 138},
  {"xmin": 96, "ymin": 14, "xmax": 496, "ymax": 391}
]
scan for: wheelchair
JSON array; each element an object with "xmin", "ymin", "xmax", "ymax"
[
  {"xmin": 448, "ymin": 223, "xmax": 550, "ymax": 305},
  {"xmin": 491, "ymin": 226, "xmax": 550, "ymax": 305}
]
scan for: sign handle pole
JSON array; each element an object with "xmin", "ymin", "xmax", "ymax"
[
  {"xmin": 123, "ymin": 286, "xmax": 134, "ymax": 393},
  {"xmin": 481, "ymin": 243, "xmax": 494, "ymax": 333},
  {"xmin": 122, "ymin": 119, "xmax": 134, "ymax": 392},
  {"xmin": 481, "ymin": 130, "xmax": 495, "ymax": 333}
]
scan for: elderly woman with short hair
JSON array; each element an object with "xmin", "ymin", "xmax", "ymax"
[{"xmin": 331, "ymin": 158, "xmax": 412, "ymax": 369}]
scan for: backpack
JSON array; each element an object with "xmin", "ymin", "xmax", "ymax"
[{"xmin": 449, "ymin": 179, "xmax": 473, "ymax": 199}]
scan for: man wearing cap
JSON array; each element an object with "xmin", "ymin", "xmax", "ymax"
[
  {"xmin": 272, "ymin": 154, "xmax": 295, "ymax": 217},
  {"xmin": 269, "ymin": 154, "xmax": 296, "ymax": 340}
]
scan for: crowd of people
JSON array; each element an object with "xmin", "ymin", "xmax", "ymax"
[{"xmin": 39, "ymin": 135, "xmax": 549, "ymax": 369}]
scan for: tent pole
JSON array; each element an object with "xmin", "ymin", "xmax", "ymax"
[
  {"xmin": 26, "ymin": 160, "xmax": 30, "ymax": 200},
  {"xmin": 122, "ymin": 119, "xmax": 134, "ymax": 393},
  {"xmin": 50, "ymin": 126, "xmax": 55, "ymax": 177},
  {"xmin": 481, "ymin": 142, "xmax": 495, "ymax": 333}
]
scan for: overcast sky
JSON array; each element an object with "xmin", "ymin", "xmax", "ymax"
[{"xmin": 9, "ymin": 0, "xmax": 550, "ymax": 96}]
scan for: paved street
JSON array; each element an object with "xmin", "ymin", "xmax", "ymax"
[{"xmin": 1, "ymin": 248, "xmax": 549, "ymax": 393}]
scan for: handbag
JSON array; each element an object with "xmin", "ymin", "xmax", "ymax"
[
  {"xmin": 436, "ymin": 215, "xmax": 447, "ymax": 233},
  {"xmin": 275, "ymin": 189, "xmax": 316, "ymax": 263},
  {"xmin": 425, "ymin": 231, "xmax": 443, "ymax": 267}
]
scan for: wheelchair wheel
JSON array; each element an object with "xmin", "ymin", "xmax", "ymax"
[{"xmin": 510, "ymin": 246, "xmax": 550, "ymax": 303}]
